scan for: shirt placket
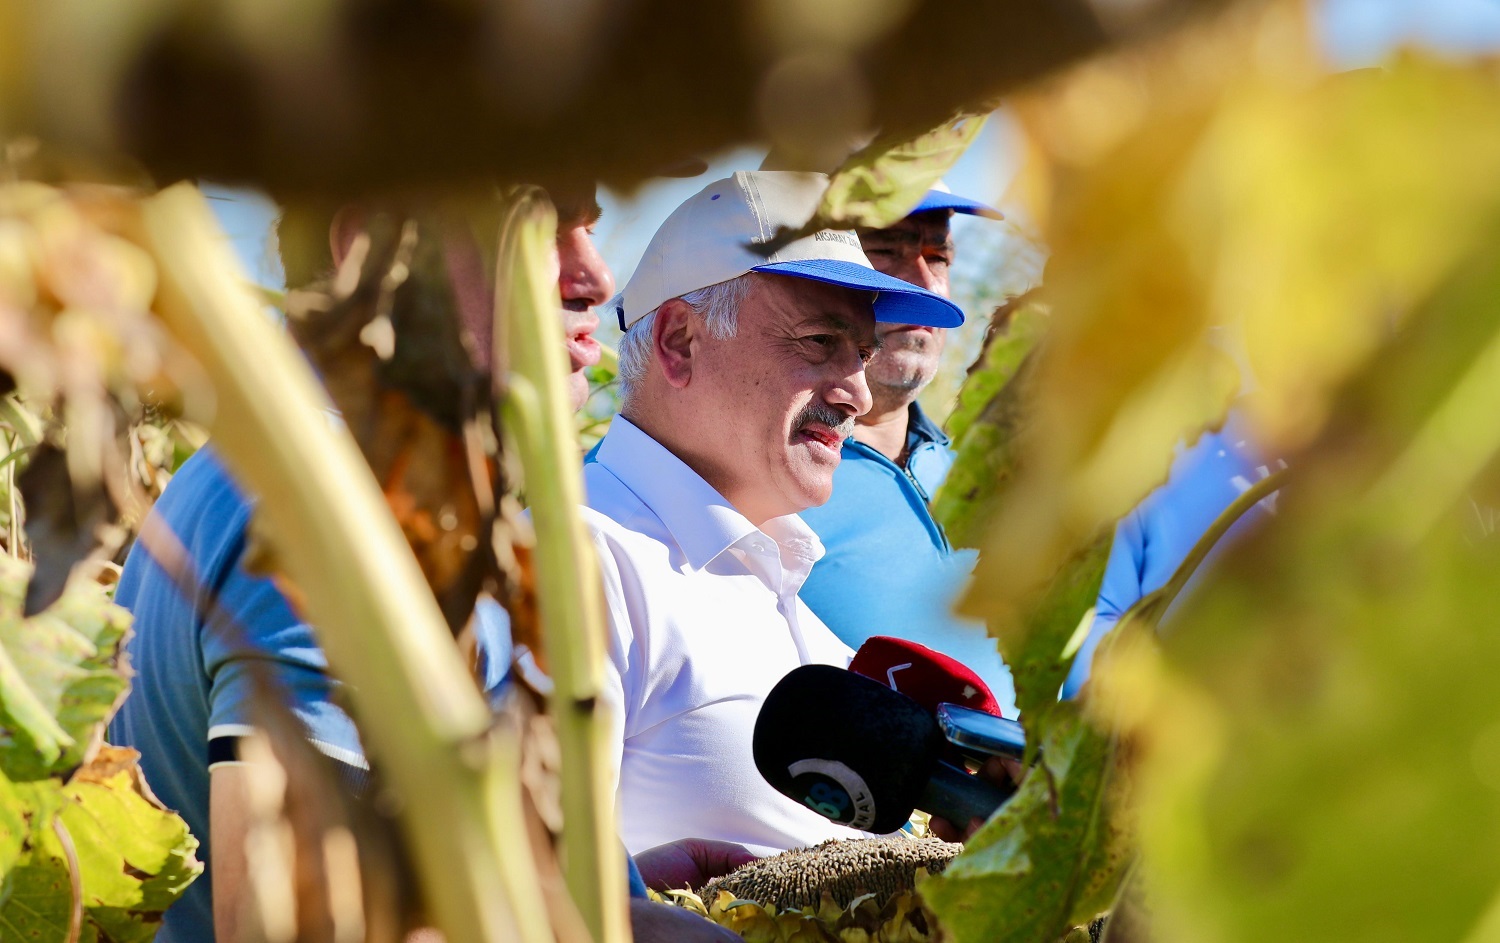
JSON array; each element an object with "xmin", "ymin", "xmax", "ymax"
[
  {"xmin": 775, "ymin": 588, "xmax": 812, "ymax": 665},
  {"xmin": 735, "ymin": 537, "xmax": 813, "ymax": 665}
]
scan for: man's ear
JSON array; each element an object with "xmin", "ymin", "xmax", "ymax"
[{"xmin": 653, "ymin": 298, "xmax": 698, "ymax": 389}]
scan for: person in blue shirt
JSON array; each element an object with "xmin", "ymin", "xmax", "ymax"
[
  {"xmin": 1060, "ymin": 417, "xmax": 1281, "ymax": 699},
  {"xmin": 797, "ymin": 185, "xmax": 1017, "ymax": 714},
  {"xmin": 110, "ymin": 191, "xmax": 742, "ymax": 943}
]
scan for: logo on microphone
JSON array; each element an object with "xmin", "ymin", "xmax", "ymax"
[{"xmin": 787, "ymin": 759, "xmax": 877, "ymax": 829}]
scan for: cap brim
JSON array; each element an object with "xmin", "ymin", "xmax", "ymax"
[
  {"xmin": 752, "ymin": 259, "xmax": 964, "ymax": 329},
  {"xmin": 913, "ymin": 190, "xmax": 1003, "ymax": 219}
]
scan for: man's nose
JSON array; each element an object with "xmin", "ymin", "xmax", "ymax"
[
  {"xmin": 558, "ymin": 228, "xmax": 616, "ymax": 308},
  {"xmin": 827, "ymin": 364, "xmax": 873, "ymax": 419},
  {"xmin": 909, "ymin": 256, "xmax": 946, "ymax": 296}
]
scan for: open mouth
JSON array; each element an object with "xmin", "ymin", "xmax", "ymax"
[
  {"xmin": 565, "ymin": 333, "xmax": 601, "ymax": 371},
  {"xmin": 563, "ymin": 310, "xmax": 602, "ymax": 371},
  {"xmin": 794, "ymin": 424, "xmax": 845, "ymax": 457}
]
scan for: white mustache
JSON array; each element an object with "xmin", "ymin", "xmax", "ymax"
[{"xmin": 794, "ymin": 402, "xmax": 855, "ymax": 440}]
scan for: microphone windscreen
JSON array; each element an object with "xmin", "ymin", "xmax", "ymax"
[
  {"xmin": 851, "ymin": 636, "xmax": 1003, "ymax": 717},
  {"xmin": 753, "ymin": 665, "xmax": 943, "ymax": 834}
]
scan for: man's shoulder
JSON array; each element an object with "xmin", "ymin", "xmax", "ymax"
[
  {"xmin": 149, "ymin": 447, "xmax": 262, "ymax": 557},
  {"xmin": 580, "ymin": 464, "xmax": 672, "ymax": 554},
  {"xmin": 156, "ymin": 448, "xmax": 249, "ymax": 519},
  {"xmin": 582, "ymin": 461, "xmax": 644, "ymax": 524},
  {"xmin": 117, "ymin": 447, "xmax": 252, "ymax": 606}
]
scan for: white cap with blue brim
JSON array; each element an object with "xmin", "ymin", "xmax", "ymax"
[{"xmin": 617, "ymin": 171, "xmax": 965, "ymax": 332}]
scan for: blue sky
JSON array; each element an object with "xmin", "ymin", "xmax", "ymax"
[{"xmin": 1317, "ymin": 0, "xmax": 1500, "ymax": 64}]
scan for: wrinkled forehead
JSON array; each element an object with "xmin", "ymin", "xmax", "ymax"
[
  {"xmin": 798, "ymin": 308, "xmax": 878, "ymax": 344},
  {"xmin": 860, "ymin": 209, "xmax": 953, "ymax": 244},
  {"xmin": 750, "ymin": 275, "xmax": 878, "ymax": 337}
]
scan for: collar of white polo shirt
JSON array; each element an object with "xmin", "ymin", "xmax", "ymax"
[{"xmin": 592, "ymin": 416, "xmax": 824, "ymax": 594}]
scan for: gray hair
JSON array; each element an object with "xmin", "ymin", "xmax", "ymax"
[{"xmin": 617, "ymin": 275, "xmax": 753, "ymax": 405}]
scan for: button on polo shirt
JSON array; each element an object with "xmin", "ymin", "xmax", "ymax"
[{"xmin": 584, "ymin": 416, "xmax": 864, "ymax": 856}]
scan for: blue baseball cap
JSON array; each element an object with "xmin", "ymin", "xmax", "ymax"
[
  {"xmin": 911, "ymin": 180, "xmax": 1003, "ymax": 219},
  {"xmin": 619, "ymin": 171, "xmax": 964, "ymax": 331}
]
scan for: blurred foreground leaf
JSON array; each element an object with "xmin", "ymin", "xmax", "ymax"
[
  {"xmin": 926, "ymin": 398, "xmax": 1289, "ymax": 942},
  {"xmin": 0, "ymin": 178, "xmax": 205, "ymax": 582},
  {"xmin": 956, "ymin": 7, "xmax": 1500, "ymax": 717},
  {"xmin": 824, "ymin": 112, "xmax": 988, "ymax": 227},
  {"xmin": 1123, "ymin": 208, "xmax": 1500, "ymax": 942},
  {"xmin": 934, "ymin": 15, "xmax": 1500, "ymax": 943},
  {"xmin": 955, "ymin": 9, "xmax": 1268, "ymax": 697},
  {"xmin": 766, "ymin": 111, "xmax": 990, "ymax": 253},
  {"xmin": 0, "ymin": 0, "xmax": 1153, "ymax": 195},
  {"xmin": 1182, "ymin": 60, "xmax": 1500, "ymax": 454},
  {"xmin": 0, "ymin": 554, "xmax": 130, "ymax": 781}
]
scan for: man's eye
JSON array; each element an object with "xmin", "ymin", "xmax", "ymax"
[
  {"xmin": 858, "ymin": 347, "xmax": 876, "ymax": 364},
  {"xmin": 807, "ymin": 334, "xmax": 836, "ymax": 347}
]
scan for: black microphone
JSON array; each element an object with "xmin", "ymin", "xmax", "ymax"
[{"xmin": 753, "ymin": 664, "xmax": 1015, "ymax": 834}]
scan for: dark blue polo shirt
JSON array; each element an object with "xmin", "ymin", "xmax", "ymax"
[{"xmin": 108, "ymin": 448, "xmax": 522, "ymax": 941}]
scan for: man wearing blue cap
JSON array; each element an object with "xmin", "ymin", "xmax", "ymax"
[
  {"xmin": 797, "ymin": 184, "xmax": 1016, "ymax": 715},
  {"xmin": 592, "ymin": 170, "xmax": 963, "ymax": 855}
]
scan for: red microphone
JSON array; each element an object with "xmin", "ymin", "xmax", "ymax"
[{"xmin": 850, "ymin": 636, "xmax": 1004, "ymax": 718}]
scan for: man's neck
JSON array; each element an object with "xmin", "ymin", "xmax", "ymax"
[{"xmin": 852, "ymin": 398, "xmax": 914, "ymax": 465}]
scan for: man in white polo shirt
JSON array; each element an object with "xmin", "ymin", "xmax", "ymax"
[{"xmin": 586, "ymin": 171, "xmax": 964, "ymax": 855}]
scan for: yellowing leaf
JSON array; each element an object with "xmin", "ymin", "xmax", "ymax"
[
  {"xmin": 0, "ymin": 555, "xmax": 131, "ymax": 781},
  {"xmin": 1184, "ymin": 60, "xmax": 1500, "ymax": 452},
  {"xmin": 761, "ymin": 111, "xmax": 989, "ymax": 254},
  {"xmin": 59, "ymin": 746, "xmax": 203, "ymax": 913},
  {"xmin": 0, "ymin": 850, "xmax": 76, "ymax": 941},
  {"xmin": 922, "ymin": 703, "xmax": 1131, "ymax": 943},
  {"xmin": 0, "ymin": 747, "xmax": 200, "ymax": 940},
  {"xmin": 1004, "ymin": 530, "xmax": 1112, "ymax": 738},
  {"xmin": 952, "ymin": 59, "xmax": 1245, "ymax": 692},
  {"xmin": 820, "ymin": 113, "xmax": 989, "ymax": 231},
  {"xmin": 933, "ymin": 302, "xmax": 1047, "ymax": 550},
  {"xmin": 1130, "ymin": 230, "xmax": 1500, "ymax": 943}
]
